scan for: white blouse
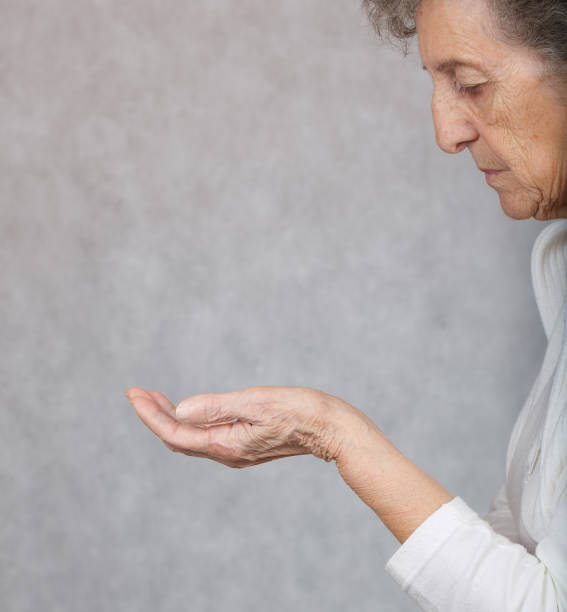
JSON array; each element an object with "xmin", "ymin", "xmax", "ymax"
[{"xmin": 385, "ymin": 219, "xmax": 567, "ymax": 612}]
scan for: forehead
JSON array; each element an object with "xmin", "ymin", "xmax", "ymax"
[{"xmin": 416, "ymin": 0, "xmax": 501, "ymax": 72}]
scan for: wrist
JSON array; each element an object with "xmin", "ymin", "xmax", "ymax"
[
  {"xmin": 311, "ymin": 393, "xmax": 397, "ymax": 464},
  {"xmin": 335, "ymin": 403, "xmax": 399, "ymax": 462},
  {"xmin": 292, "ymin": 390, "xmax": 369, "ymax": 462}
]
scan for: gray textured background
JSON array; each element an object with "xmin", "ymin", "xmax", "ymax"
[{"xmin": 1, "ymin": 1, "xmax": 546, "ymax": 611}]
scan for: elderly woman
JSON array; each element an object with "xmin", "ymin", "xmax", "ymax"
[{"xmin": 126, "ymin": 0, "xmax": 567, "ymax": 610}]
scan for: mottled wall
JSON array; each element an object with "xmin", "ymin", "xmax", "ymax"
[{"xmin": 1, "ymin": 1, "xmax": 545, "ymax": 610}]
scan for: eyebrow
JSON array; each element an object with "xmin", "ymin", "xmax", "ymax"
[{"xmin": 422, "ymin": 60, "xmax": 484, "ymax": 73}]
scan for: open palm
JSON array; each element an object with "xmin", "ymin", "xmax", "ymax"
[{"xmin": 126, "ymin": 386, "xmax": 342, "ymax": 467}]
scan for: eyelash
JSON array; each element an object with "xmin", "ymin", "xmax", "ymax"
[
  {"xmin": 456, "ymin": 83, "xmax": 482, "ymax": 97},
  {"xmin": 453, "ymin": 75, "xmax": 483, "ymax": 98}
]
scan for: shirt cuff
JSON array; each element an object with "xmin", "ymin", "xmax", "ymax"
[{"xmin": 385, "ymin": 496, "xmax": 477, "ymax": 589}]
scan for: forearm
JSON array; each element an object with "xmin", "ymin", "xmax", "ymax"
[{"xmin": 329, "ymin": 403, "xmax": 454, "ymax": 544}]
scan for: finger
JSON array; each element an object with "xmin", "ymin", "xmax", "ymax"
[
  {"xmin": 127, "ymin": 388, "xmax": 180, "ymax": 440},
  {"xmin": 147, "ymin": 389, "xmax": 176, "ymax": 418},
  {"xmin": 127, "ymin": 389, "xmax": 209, "ymax": 452},
  {"xmin": 176, "ymin": 389, "xmax": 260, "ymax": 426}
]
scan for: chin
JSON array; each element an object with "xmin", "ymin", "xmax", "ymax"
[{"xmin": 498, "ymin": 192, "xmax": 538, "ymax": 220}]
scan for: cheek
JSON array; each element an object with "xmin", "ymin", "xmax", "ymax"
[
  {"xmin": 506, "ymin": 104, "xmax": 567, "ymax": 196},
  {"xmin": 478, "ymin": 89, "xmax": 544, "ymax": 182}
]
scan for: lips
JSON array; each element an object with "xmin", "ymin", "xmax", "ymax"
[{"xmin": 482, "ymin": 169, "xmax": 507, "ymax": 185}]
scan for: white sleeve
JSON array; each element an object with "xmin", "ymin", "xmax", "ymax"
[{"xmin": 384, "ymin": 495, "xmax": 567, "ymax": 612}]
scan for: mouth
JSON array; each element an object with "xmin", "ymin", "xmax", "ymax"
[{"xmin": 479, "ymin": 168, "xmax": 508, "ymax": 184}]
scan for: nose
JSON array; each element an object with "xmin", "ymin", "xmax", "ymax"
[{"xmin": 431, "ymin": 89, "xmax": 479, "ymax": 154}]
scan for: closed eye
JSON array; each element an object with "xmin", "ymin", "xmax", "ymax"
[
  {"xmin": 453, "ymin": 73, "xmax": 485, "ymax": 98},
  {"xmin": 457, "ymin": 83, "xmax": 483, "ymax": 97}
]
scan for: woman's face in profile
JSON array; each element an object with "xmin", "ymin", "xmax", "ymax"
[{"xmin": 417, "ymin": 0, "xmax": 567, "ymax": 220}]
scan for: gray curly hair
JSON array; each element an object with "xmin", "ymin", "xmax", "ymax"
[{"xmin": 362, "ymin": 0, "xmax": 567, "ymax": 80}]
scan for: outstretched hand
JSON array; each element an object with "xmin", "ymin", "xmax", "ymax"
[
  {"xmin": 125, "ymin": 384, "xmax": 441, "ymax": 545},
  {"xmin": 126, "ymin": 385, "xmax": 355, "ymax": 468}
]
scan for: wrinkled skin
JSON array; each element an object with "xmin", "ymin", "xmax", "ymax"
[
  {"xmin": 417, "ymin": 0, "xmax": 567, "ymax": 220},
  {"xmin": 126, "ymin": 386, "xmax": 374, "ymax": 468}
]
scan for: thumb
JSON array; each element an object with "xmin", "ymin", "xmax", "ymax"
[{"xmin": 175, "ymin": 391, "xmax": 245, "ymax": 426}]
